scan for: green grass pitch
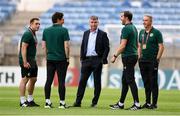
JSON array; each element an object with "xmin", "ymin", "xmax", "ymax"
[{"xmin": 0, "ymin": 87, "xmax": 180, "ymax": 115}]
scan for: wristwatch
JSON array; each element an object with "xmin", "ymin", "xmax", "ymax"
[{"xmin": 113, "ymin": 54, "xmax": 118, "ymax": 58}]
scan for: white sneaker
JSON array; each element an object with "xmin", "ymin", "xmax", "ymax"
[
  {"xmin": 44, "ymin": 102, "xmax": 53, "ymax": 108},
  {"xmin": 58, "ymin": 103, "xmax": 69, "ymax": 109}
]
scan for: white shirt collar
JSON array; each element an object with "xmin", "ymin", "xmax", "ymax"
[{"xmin": 90, "ymin": 28, "xmax": 98, "ymax": 33}]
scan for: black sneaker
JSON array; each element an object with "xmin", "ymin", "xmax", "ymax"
[
  {"xmin": 27, "ymin": 100, "xmax": 40, "ymax": 107},
  {"xmin": 127, "ymin": 104, "xmax": 141, "ymax": 110},
  {"xmin": 141, "ymin": 103, "xmax": 151, "ymax": 109},
  {"xmin": 90, "ymin": 103, "xmax": 97, "ymax": 108},
  {"xmin": 109, "ymin": 103, "xmax": 124, "ymax": 109},
  {"xmin": 20, "ymin": 101, "xmax": 28, "ymax": 107},
  {"xmin": 58, "ymin": 103, "xmax": 69, "ymax": 109},
  {"xmin": 72, "ymin": 102, "xmax": 81, "ymax": 107},
  {"xmin": 148, "ymin": 104, "xmax": 157, "ymax": 109},
  {"xmin": 44, "ymin": 102, "xmax": 53, "ymax": 108}
]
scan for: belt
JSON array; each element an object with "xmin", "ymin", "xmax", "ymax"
[{"xmin": 85, "ymin": 56, "xmax": 99, "ymax": 59}]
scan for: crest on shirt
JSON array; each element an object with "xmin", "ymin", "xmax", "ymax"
[{"xmin": 150, "ymin": 33, "xmax": 153, "ymax": 37}]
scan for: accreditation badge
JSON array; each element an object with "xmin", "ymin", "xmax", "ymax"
[{"xmin": 142, "ymin": 44, "xmax": 146, "ymax": 49}]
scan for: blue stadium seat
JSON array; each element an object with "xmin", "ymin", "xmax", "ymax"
[
  {"xmin": 12, "ymin": 0, "xmax": 180, "ymax": 44},
  {"xmin": 0, "ymin": 0, "xmax": 17, "ymax": 23}
]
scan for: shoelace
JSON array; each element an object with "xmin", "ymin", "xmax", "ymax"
[{"xmin": 130, "ymin": 106, "xmax": 138, "ymax": 110}]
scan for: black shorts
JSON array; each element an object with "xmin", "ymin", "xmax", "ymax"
[{"xmin": 20, "ymin": 60, "xmax": 38, "ymax": 78}]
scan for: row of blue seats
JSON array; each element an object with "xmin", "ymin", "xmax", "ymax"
[
  {"xmin": 13, "ymin": 24, "xmax": 180, "ymax": 38},
  {"xmin": 39, "ymin": 17, "xmax": 180, "ymax": 25},
  {"xmin": 0, "ymin": 6, "xmax": 16, "ymax": 14},
  {"xmin": 11, "ymin": 30, "xmax": 84, "ymax": 44},
  {"xmin": 43, "ymin": 8, "xmax": 180, "ymax": 21},
  {"xmin": 0, "ymin": 1, "xmax": 16, "ymax": 23},
  {"xmin": 57, "ymin": 1, "xmax": 180, "ymax": 8},
  {"xmin": 12, "ymin": 0, "xmax": 180, "ymax": 44},
  {"xmin": 41, "ymin": 10, "xmax": 180, "ymax": 21},
  {"xmin": 12, "ymin": 25, "xmax": 180, "ymax": 43},
  {"xmin": 40, "ymin": 13, "xmax": 180, "ymax": 21},
  {"xmin": 151, "ymin": 2, "xmax": 180, "ymax": 8},
  {"xmin": 48, "ymin": 5, "xmax": 180, "ymax": 14},
  {"xmin": 11, "ymin": 32, "xmax": 180, "ymax": 45}
]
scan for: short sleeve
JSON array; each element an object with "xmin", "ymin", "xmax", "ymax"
[
  {"xmin": 156, "ymin": 30, "xmax": 163, "ymax": 43},
  {"xmin": 21, "ymin": 32, "xmax": 31, "ymax": 44},
  {"xmin": 121, "ymin": 27, "xmax": 129, "ymax": 40},
  {"xmin": 63, "ymin": 28, "xmax": 70, "ymax": 41},
  {"xmin": 42, "ymin": 29, "xmax": 46, "ymax": 41},
  {"xmin": 138, "ymin": 30, "xmax": 143, "ymax": 43}
]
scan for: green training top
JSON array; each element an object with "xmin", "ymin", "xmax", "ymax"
[
  {"xmin": 19, "ymin": 28, "xmax": 37, "ymax": 65},
  {"xmin": 42, "ymin": 24, "xmax": 70, "ymax": 61},
  {"xmin": 121, "ymin": 23, "xmax": 138, "ymax": 57},
  {"xmin": 139, "ymin": 27, "xmax": 163, "ymax": 60}
]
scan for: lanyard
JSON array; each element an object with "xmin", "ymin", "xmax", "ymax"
[
  {"xmin": 28, "ymin": 27, "xmax": 37, "ymax": 44},
  {"xmin": 142, "ymin": 28, "xmax": 152, "ymax": 44}
]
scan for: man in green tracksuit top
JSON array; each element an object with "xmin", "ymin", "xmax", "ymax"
[
  {"xmin": 19, "ymin": 18, "xmax": 40, "ymax": 107},
  {"xmin": 138, "ymin": 15, "xmax": 164, "ymax": 109},
  {"xmin": 42, "ymin": 12, "xmax": 70, "ymax": 109},
  {"xmin": 110, "ymin": 11, "xmax": 141, "ymax": 110}
]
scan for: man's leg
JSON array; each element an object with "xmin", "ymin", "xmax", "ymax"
[
  {"xmin": 19, "ymin": 77, "xmax": 29, "ymax": 105},
  {"xmin": 27, "ymin": 77, "xmax": 37, "ymax": 100},
  {"xmin": 152, "ymin": 61, "xmax": 159, "ymax": 107},
  {"xmin": 27, "ymin": 77, "xmax": 40, "ymax": 106},
  {"xmin": 56, "ymin": 61, "xmax": 68, "ymax": 105},
  {"xmin": 44, "ymin": 61, "xmax": 56, "ymax": 103},
  {"xmin": 119, "ymin": 69, "xmax": 129, "ymax": 104},
  {"xmin": 119, "ymin": 57, "xmax": 130, "ymax": 104},
  {"xmin": 139, "ymin": 62, "xmax": 151, "ymax": 104},
  {"xmin": 109, "ymin": 63, "xmax": 128, "ymax": 109},
  {"xmin": 28, "ymin": 77, "xmax": 37, "ymax": 95},
  {"xmin": 125, "ymin": 56, "xmax": 140, "ymax": 109},
  {"xmin": 74, "ymin": 60, "xmax": 92, "ymax": 106},
  {"xmin": 127, "ymin": 67, "xmax": 139, "ymax": 103},
  {"xmin": 92, "ymin": 62, "xmax": 102, "ymax": 106},
  {"xmin": 19, "ymin": 66, "xmax": 29, "ymax": 106},
  {"xmin": 26, "ymin": 65, "xmax": 39, "ymax": 106}
]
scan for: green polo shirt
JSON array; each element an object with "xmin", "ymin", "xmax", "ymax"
[
  {"xmin": 19, "ymin": 29, "xmax": 37, "ymax": 65},
  {"xmin": 139, "ymin": 27, "xmax": 163, "ymax": 60},
  {"xmin": 42, "ymin": 24, "xmax": 70, "ymax": 61},
  {"xmin": 121, "ymin": 23, "xmax": 138, "ymax": 57}
]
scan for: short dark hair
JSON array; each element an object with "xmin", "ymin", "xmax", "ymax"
[
  {"xmin": 52, "ymin": 12, "xmax": 64, "ymax": 23},
  {"xmin": 123, "ymin": 11, "xmax": 133, "ymax": 21},
  {"xmin": 30, "ymin": 18, "xmax": 39, "ymax": 24}
]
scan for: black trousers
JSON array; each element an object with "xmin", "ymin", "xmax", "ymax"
[
  {"xmin": 44, "ymin": 60, "xmax": 69, "ymax": 101},
  {"xmin": 119, "ymin": 55, "xmax": 139, "ymax": 103},
  {"xmin": 75, "ymin": 56, "xmax": 102, "ymax": 105},
  {"xmin": 139, "ymin": 60, "xmax": 159, "ymax": 105}
]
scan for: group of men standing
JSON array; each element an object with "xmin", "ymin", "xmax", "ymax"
[{"xmin": 18, "ymin": 11, "xmax": 164, "ymax": 110}]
